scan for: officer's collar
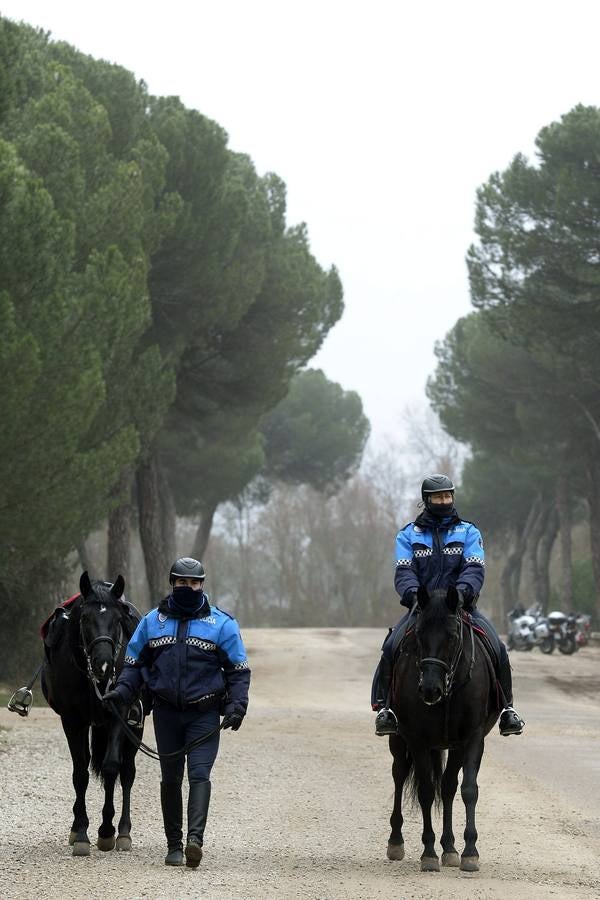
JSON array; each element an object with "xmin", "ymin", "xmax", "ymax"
[{"xmin": 415, "ymin": 508, "xmax": 461, "ymax": 529}]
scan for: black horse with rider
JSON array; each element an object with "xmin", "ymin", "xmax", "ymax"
[{"xmin": 372, "ymin": 473, "xmax": 524, "ymax": 738}]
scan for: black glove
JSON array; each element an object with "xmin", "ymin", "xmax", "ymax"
[
  {"xmin": 403, "ymin": 589, "xmax": 418, "ymax": 608},
  {"xmin": 457, "ymin": 586, "xmax": 474, "ymax": 610},
  {"xmin": 102, "ymin": 688, "xmax": 126, "ymax": 711},
  {"xmin": 221, "ymin": 711, "xmax": 244, "ymax": 731}
]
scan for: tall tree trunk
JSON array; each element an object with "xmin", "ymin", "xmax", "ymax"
[
  {"xmin": 555, "ymin": 460, "xmax": 573, "ymax": 610},
  {"xmin": 536, "ymin": 506, "xmax": 559, "ymax": 612},
  {"xmin": 159, "ymin": 464, "xmax": 176, "ymax": 567},
  {"xmin": 137, "ymin": 450, "xmax": 172, "ymax": 602},
  {"xmin": 77, "ymin": 540, "xmax": 93, "ymax": 576},
  {"xmin": 107, "ymin": 469, "xmax": 132, "ymax": 583},
  {"xmin": 586, "ymin": 452, "xmax": 600, "ymax": 624},
  {"xmin": 192, "ymin": 501, "xmax": 218, "ymax": 560},
  {"xmin": 520, "ymin": 495, "xmax": 544, "ymax": 606}
]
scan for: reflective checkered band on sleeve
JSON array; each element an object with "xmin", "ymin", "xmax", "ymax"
[
  {"xmin": 148, "ymin": 636, "xmax": 177, "ymax": 648},
  {"xmin": 464, "ymin": 556, "xmax": 485, "ymax": 565},
  {"xmin": 124, "ymin": 655, "xmax": 138, "ymax": 666},
  {"xmin": 186, "ymin": 638, "xmax": 217, "ymax": 651},
  {"xmin": 396, "ymin": 558, "xmax": 412, "ymax": 566},
  {"xmin": 232, "ymin": 660, "xmax": 250, "ymax": 670}
]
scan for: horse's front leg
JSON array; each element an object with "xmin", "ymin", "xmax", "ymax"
[
  {"xmin": 115, "ymin": 722, "xmax": 143, "ymax": 851},
  {"xmin": 460, "ymin": 732, "xmax": 485, "ymax": 872},
  {"xmin": 96, "ymin": 721, "xmax": 121, "ymax": 850},
  {"xmin": 62, "ymin": 719, "xmax": 91, "ymax": 856},
  {"xmin": 414, "ymin": 749, "xmax": 440, "ymax": 872},
  {"xmin": 387, "ymin": 735, "xmax": 410, "ymax": 860},
  {"xmin": 440, "ymin": 746, "xmax": 462, "ymax": 867}
]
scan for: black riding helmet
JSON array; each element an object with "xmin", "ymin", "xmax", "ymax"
[
  {"xmin": 421, "ymin": 474, "xmax": 455, "ymax": 508},
  {"xmin": 169, "ymin": 557, "xmax": 206, "ymax": 585}
]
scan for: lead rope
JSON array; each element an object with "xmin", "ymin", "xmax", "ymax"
[{"xmin": 107, "ymin": 699, "xmax": 225, "ymax": 761}]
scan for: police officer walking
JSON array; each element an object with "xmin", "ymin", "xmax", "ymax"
[{"xmin": 104, "ymin": 557, "xmax": 251, "ymax": 868}]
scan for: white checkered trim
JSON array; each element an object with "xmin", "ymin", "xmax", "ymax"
[
  {"xmin": 442, "ymin": 546, "xmax": 463, "ymax": 555},
  {"xmin": 124, "ymin": 655, "xmax": 138, "ymax": 666},
  {"xmin": 396, "ymin": 558, "xmax": 412, "ymax": 566},
  {"xmin": 464, "ymin": 556, "xmax": 485, "ymax": 566},
  {"xmin": 148, "ymin": 636, "xmax": 177, "ymax": 648},
  {"xmin": 232, "ymin": 660, "xmax": 250, "ymax": 670},
  {"xmin": 413, "ymin": 548, "xmax": 433, "ymax": 558},
  {"xmin": 186, "ymin": 638, "xmax": 217, "ymax": 651}
]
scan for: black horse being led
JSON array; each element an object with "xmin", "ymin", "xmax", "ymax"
[
  {"xmin": 41, "ymin": 571, "xmax": 143, "ymax": 856},
  {"xmin": 387, "ymin": 585, "xmax": 499, "ymax": 873}
]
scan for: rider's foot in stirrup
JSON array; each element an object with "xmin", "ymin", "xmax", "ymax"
[
  {"xmin": 499, "ymin": 706, "xmax": 525, "ymax": 736},
  {"xmin": 375, "ymin": 707, "xmax": 398, "ymax": 736}
]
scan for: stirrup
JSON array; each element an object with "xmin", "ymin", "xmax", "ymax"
[
  {"xmin": 7, "ymin": 687, "xmax": 33, "ymax": 717},
  {"xmin": 375, "ymin": 708, "xmax": 398, "ymax": 736},
  {"xmin": 126, "ymin": 699, "xmax": 144, "ymax": 727}
]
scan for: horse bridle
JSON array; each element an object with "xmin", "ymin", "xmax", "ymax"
[
  {"xmin": 416, "ymin": 607, "xmax": 466, "ymax": 699},
  {"xmin": 79, "ymin": 612, "xmax": 124, "ymax": 700}
]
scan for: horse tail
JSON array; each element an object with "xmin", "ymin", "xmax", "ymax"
[
  {"xmin": 405, "ymin": 748, "xmax": 446, "ymax": 808},
  {"xmin": 91, "ymin": 724, "xmax": 108, "ymax": 780}
]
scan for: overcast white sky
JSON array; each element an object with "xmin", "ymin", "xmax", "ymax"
[{"xmin": 2, "ymin": 0, "xmax": 599, "ymax": 446}]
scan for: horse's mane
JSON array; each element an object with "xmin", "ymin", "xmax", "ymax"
[{"xmin": 417, "ymin": 590, "xmax": 457, "ymax": 625}]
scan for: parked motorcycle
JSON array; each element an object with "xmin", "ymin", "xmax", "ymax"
[
  {"xmin": 574, "ymin": 612, "xmax": 592, "ymax": 647},
  {"xmin": 506, "ymin": 605, "xmax": 554, "ymax": 653},
  {"xmin": 547, "ymin": 610, "xmax": 579, "ymax": 655}
]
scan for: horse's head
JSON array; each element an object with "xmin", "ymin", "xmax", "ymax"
[
  {"xmin": 414, "ymin": 585, "xmax": 463, "ymax": 706},
  {"xmin": 78, "ymin": 571, "xmax": 126, "ymax": 683}
]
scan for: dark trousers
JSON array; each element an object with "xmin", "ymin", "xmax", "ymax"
[{"xmin": 153, "ymin": 704, "xmax": 220, "ymax": 784}]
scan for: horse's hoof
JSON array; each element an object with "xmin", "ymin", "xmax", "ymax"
[
  {"xmin": 115, "ymin": 835, "xmax": 132, "ymax": 851},
  {"xmin": 420, "ymin": 856, "xmax": 440, "ymax": 872},
  {"xmin": 460, "ymin": 856, "xmax": 480, "ymax": 872},
  {"xmin": 68, "ymin": 831, "xmax": 77, "ymax": 846},
  {"xmin": 72, "ymin": 841, "xmax": 90, "ymax": 857},
  {"xmin": 97, "ymin": 835, "xmax": 116, "ymax": 851},
  {"xmin": 386, "ymin": 842, "xmax": 405, "ymax": 861},
  {"xmin": 442, "ymin": 851, "xmax": 460, "ymax": 867}
]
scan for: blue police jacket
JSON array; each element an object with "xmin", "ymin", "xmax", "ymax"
[
  {"xmin": 114, "ymin": 595, "xmax": 250, "ymax": 716},
  {"xmin": 394, "ymin": 510, "xmax": 484, "ymax": 607}
]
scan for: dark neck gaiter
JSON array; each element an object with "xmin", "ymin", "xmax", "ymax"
[
  {"xmin": 415, "ymin": 506, "xmax": 461, "ymax": 529},
  {"xmin": 168, "ymin": 587, "xmax": 207, "ymax": 616}
]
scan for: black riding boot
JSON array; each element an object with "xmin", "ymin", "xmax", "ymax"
[
  {"xmin": 185, "ymin": 780, "xmax": 211, "ymax": 869},
  {"xmin": 372, "ymin": 654, "xmax": 398, "ymax": 736},
  {"xmin": 497, "ymin": 656, "xmax": 525, "ymax": 736},
  {"xmin": 160, "ymin": 782, "xmax": 184, "ymax": 866}
]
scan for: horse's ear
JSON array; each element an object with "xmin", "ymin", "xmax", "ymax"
[
  {"xmin": 111, "ymin": 575, "xmax": 125, "ymax": 600},
  {"xmin": 416, "ymin": 585, "xmax": 429, "ymax": 609},
  {"xmin": 80, "ymin": 571, "xmax": 92, "ymax": 598},
  {"xmin": 447, "ymin": 585, "xmax": 461, "ymax": 612}
]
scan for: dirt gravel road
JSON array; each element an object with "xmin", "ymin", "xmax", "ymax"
[{"xmin": 1, "ymin": 629, "xmax": 599, "ymax": 899}]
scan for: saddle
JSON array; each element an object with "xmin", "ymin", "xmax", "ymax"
[{"xmin": 40, "ymin": 593, "xmax": 81, "ymax": 646}]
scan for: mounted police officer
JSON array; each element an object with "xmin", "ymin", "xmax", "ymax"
[
  {"xmin": 372, "ymin": 475, "xmax": 524, "ymax": 738},
  {"xmin": 103, "ymin": 557, "xmax": 251, "ymax": 868}
]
